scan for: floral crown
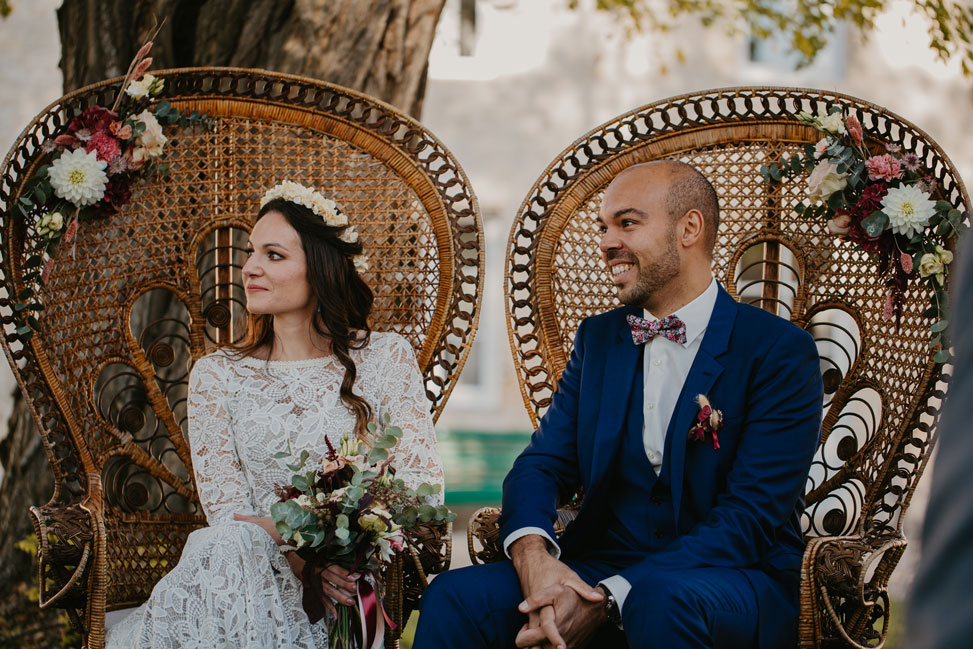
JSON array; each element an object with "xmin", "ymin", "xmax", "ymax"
[{"xmin": 260, "ymin": 181, "xmax": 368, "ymax": 271}]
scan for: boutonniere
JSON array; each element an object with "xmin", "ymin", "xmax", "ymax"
[{"xmin": 688, "ymin": 394, "xmax": 723, "ymax": 450}]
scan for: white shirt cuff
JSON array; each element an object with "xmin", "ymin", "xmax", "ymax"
[
  {"xmin": 502, "ymin": 527, "xmax": 562, "ymax": 560},
  {"xmin": 598, "ymin": 575, "xmax": 632, "ymax": 628}
]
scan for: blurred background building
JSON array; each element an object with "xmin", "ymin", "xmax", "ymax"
[{"xmin": 1, "ymin": 0, "xmax": 970, "ymax": 616}]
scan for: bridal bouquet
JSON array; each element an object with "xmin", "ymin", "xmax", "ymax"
[
  {"xmin": 271, "ymin": 415, "xmax": 454, "ymax": 649},
  {"xmin": 761, "ymin": 107, "xmax": 967, "ymax": 363}
]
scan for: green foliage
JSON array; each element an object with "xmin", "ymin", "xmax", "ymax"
[{"xmin": 583, "ymin": 0, "xmax": 973, "ymax": 76}]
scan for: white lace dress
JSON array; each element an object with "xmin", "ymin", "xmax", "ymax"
[{"xmin": 106, "ymin": 332, "xmax": 445, "ymax": 649}]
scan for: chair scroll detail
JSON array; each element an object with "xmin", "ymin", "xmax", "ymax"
[
  {"xmin": 0, "ymin": 67, "xmax": 483, "ymax": 649},
  {"xmin": 473, "ymin": 87, "xmax": 967, "ymax": 648}
]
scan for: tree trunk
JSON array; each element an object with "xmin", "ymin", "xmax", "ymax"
[
  {"xmin": 55, "ymin": 0, "xmax": 444, "ymax": 116},
  {"xmin": 0, "ymin": 0, "xmax": 444, "ymax": 640}
]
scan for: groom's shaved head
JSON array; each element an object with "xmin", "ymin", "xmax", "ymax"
[{"xmin": 622, "ymin": 160, "xmax": 721, "ymax": 254}]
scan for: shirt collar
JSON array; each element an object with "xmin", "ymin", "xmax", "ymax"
[{"xmin": 643, "ymin": 277, "xmax": 718, "ymax": 347}]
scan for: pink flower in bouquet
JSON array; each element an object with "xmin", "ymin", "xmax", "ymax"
[
  {"xmin": 813, "ymin": 138, "xmax": 831, "ymax": 160},
  {"xmin": 320, "ymin": 456, "xmax": 347, "ymax": 474},
  {"xmin": 55, "ymin": 134, "xmax": 80, "ymax": 149},
  {"xmin": 846, "ymin": 114, "xmax": 864, "ymax": 147},
  {"xmin": 901, "ymin": 252, "xmax": 914, "ymax": 274},
  {"xmin": 86, "ymin": 131, "xmax": 122, "ymax": 163},
  {"xmin": 902, "ymin": 153, "xmax": 921, "ymax": 172},
  {"xmin": 110, "ymin": 121, "xmax": 132, "ymax": 140},
  {"xmin": 865, "ymin": 154, "xmax": 903, "ymax": 182},
  {"xmin": 827, "ymin": 211, "xmax": 852, "ymax": 235}
]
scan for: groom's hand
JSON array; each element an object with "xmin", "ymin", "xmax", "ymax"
[
  {"xmin": 515, "ymin": 581, "xmax": 606, "ymax": 648},
  {"xmin": 509, "ymin": 535, "xmax": 605, "ymax": 649}
]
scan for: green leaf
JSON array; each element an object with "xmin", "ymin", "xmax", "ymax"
[
  {"xmin": 335, "ymin": 527, "xmax": 349, "ymax": 540},
  {"xmin": 366, "ymin": 421, "xmax": 378, "ymax": 434},
  {"xmin": 36, "ymin": 164, "xmax": 50, "ymax": 178},
  {"xmin": 769, "ymin": 164, "xmax": 782, "ymax": 181},
  {"xmin": 948, "ymin": 209, "xmax": 963, "ymax": 227},
  {"xmin": 24, "ymin": 255, "xmax": 43, "ymax": 268},
  {"xmin": 35, "ymin": 185, "xmax": 48, "ymax": 204},
  {"xmin": 291, "ymin": 474, "xmax": 308, "ymax": 491},
  {"xmin": 826, "ymin": 191, "xmax": 846, "ymax": 210},
  {"xmin": 385, "ymin": 426, "xmax": 403, "ymax": 438},
  {"xmin": 273, "ymin": 451, "xmax": 290, "ymax": 459},
  {"xmin": 935, "ymin": 200, "xmax": 953, "ymax": 212},
  {"xmin": 368, "ymin": 447, "xmax": 389, "ymax": 463},
  {"xmin": 934, "ymin": 349, "xmax": 951, "ymax": 364},
  {"xmin": 794, "ymin": 202, "xmax": 806, "ymax": 215},
  {"xmin": 861, "ymin": 210, "xmax": 890, "ymax": 238},
  {"xmin": 19, "ymin": 196, "xmax": 32, "ymax": 207},
  {"xmin": 931, "ymin": 320, "xmax": 949, "ymax": 333},
  {"xmin": 155, "ymin": 101, "xmax": 171, "ymax": 116},
  {"xmin": 790, "ymin": 155, "xmax": 803, "ymax": 174},
  {"xmin": 416, "ymin": 483, "xmax": 434, "ymax": 498},
  {"xmin": 418, "ymin": 504, "xmax": 437, "ymax": 522},
  {"xmin": 26, "ymin": 315, "xmax": 41, "ymax": 331},
  {"xmin": 309, "ymin": 529, "xmax": 325, "ymax": 548},
  {"xmin": 17, "ymin": 287, "xmax": 34, "ymax": 300},
  {"xmin": 373, "ymin": 435, "xmax": 397, "ymax": 449},
  {"xmin": 16, "ymin": 325, "xmax": 33, "ymax": 338}
]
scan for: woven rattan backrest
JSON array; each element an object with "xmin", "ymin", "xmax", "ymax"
[
  {"xmin": 506, "ymin": 87, "xmax": 966, "ymax": 541},
  {"xmin": 0, "ymin": 68, "xmax": 482, "ymax": 608}
]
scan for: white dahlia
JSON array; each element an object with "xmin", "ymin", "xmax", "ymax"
[
  {"xmin": 353, "ymin": 254, "xmax": 369, "ymax": 273},
  {"xmin": 881, "ymin": 184, "xmax": 936, "ymax": 237},
  {"xmin": 49, "ymin": 149, "xmax": 108, "ymax": 207}
]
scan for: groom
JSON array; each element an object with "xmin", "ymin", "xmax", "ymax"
[{"xmin": 415, "ymin": 160, "xmax": 823, "ymax": 649}]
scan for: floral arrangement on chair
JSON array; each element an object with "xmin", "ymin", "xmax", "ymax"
[
  {"xmin": 761, "ymin": 108, "xmax": 967, "ymax": 363},
  {"xmin": 271, "ymin": 414, "xmax": 455, "ymax": 649},
  {"xmin": 9, "ymin": 25, "xmax": 212, "ymax": 344}
]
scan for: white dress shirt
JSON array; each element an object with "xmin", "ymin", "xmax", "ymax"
[{"xmin": 503, "ymin": 278, "xmax": 720, "ymax": 622}]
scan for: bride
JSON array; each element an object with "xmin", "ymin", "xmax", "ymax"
[{"xmin": 106, "ymin": 181, "xmax": 445, "ymax": 648}]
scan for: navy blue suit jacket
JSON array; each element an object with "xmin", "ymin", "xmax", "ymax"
[{"xmin": 499, "ymin": 285, "xmax": 823, "ymax": 646}]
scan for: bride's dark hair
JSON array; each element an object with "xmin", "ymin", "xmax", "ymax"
[{"xmin": 234, "ymin": 197, "xmax": 374, "ymax": 438}]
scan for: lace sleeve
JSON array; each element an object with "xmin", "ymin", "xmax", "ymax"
[
  {"xmin": 378, "ymin": 335, "xmax": 445, "ymax": 505},
  {"xmin": 188, "ymin": 354, "xmax": 258, "ymax": 525}
]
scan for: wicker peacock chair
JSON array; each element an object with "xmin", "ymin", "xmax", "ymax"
[
  {"xmin": 0, "ymin": 67, "xmax": 483, "ymax": 649},
  {"xmin": 467, "ymin": 87, "xmax": 967, "ymax": 648}
]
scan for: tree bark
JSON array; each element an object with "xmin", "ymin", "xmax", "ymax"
[
  {"xmin": 0, "ymin": 0, "xmax": 444, "ymax": 639},
  {"xmin": 55, "ymin": 0, "xmax": 445, "ymax": 116}
]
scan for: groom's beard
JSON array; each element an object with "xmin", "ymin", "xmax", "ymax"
[{"xmin": 610, "ymin": 235, "xmax": 680, "ymax": 309}]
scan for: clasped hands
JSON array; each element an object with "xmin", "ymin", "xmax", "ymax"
[
  {"xmin": 233, "ymin": 513, "xmax": 359, "ymax": 619},
  {"xmin": 511, "ymin": 535, "xmax": 609, "ymax": 649}
]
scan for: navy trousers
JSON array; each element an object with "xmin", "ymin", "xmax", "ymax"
[{"xmin": 413, "ymin": 558, "xmax": 761, "ymax": 649}]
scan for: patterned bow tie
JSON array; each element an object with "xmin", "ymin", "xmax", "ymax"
[{"xmin": 626, "ymin": 314, "xmax": 688, "ymax": 345}]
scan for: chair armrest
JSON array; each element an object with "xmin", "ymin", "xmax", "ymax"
[
  {"xmin": 381, "ymin": 520, "xmax": 452, "ymax": 644},
  {"xmin": 28, "ymin": 503, "xmax": 95, "ymax": 611},
  {"xmin": 466, "ymin": 505, "xmax": 581, "ymax": 566},
  {"xmin": 799, "ymin": 532, "xmax": 906, "ymax": 649}
]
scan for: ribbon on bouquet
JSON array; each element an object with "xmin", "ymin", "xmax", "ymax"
[{"xmin": 354, "ymin": 575, "xmax": 395, "ymax": 649}]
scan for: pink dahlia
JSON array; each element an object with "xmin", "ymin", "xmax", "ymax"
[
  {"xmin": 86, "ymin": 131, "xmax": 122, "ymax": 164},
  {"xmin": 865, "ymin": 154, "xmax": 903, "ymax": 182}
]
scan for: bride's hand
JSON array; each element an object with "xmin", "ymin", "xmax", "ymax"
[
  {"xmin": 233, "ymin": 513, "xmax": 283, "ymax": 544},
  {"xmin": 320, "ymin": 564, "xmax": 359, "ymax": 614}
]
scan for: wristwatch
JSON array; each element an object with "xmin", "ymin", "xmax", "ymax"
[{"xmin": 597, "ymin": 584, "xmax": 622, "ymax": 628}]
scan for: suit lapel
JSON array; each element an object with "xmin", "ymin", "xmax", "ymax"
[
  {"xmin": 589, "ymin": 306, "xmax": 642, "ymax": 494},
  {"xmin": 667, "ymin": 287, "xmax": 737, "ymax": 526}
]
